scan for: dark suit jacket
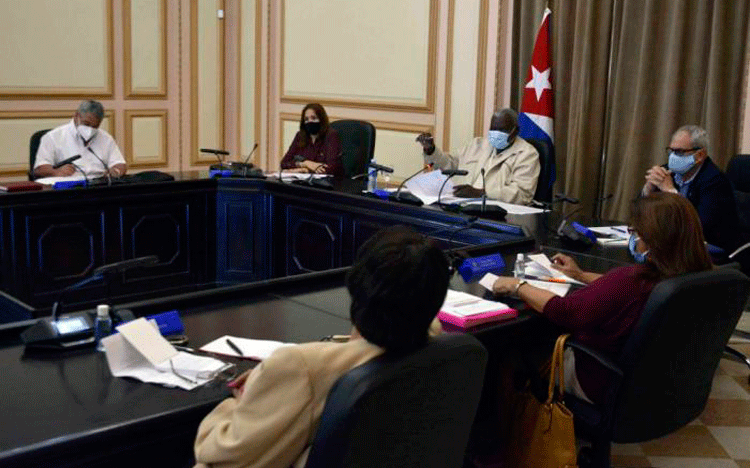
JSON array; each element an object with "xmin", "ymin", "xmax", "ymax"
[{"xmin": 673, "ymin": 157, "xmax": 742, "ymax": 253}]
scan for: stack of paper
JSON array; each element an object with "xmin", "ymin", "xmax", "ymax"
[
  {"xmin": 525, "ymin": 253, "xmax": 585, "ymax": 285},
  {"xmin": 589, "ymin": 225, "xmax": 630, "ymax": 246},
  {"xmin": 437, "ymin": 289, "xmax": 517, "ymax": 328},
  {"xmin": 103, "ymin": 318, "xmax": 230, "ymax": 390},
  {"xmin": 200, "ymin": 335, "xmax": 293, "ymax": 360}
]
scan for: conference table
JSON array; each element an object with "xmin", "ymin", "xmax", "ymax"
[{"xmin": 0, "ymin": 174, "xmax": 632, "ymax": 467}]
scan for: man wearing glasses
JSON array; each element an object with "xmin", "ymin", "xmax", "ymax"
[{"xmin": 641, "ymin": 124, "xmax": 742, "ymax": 254}]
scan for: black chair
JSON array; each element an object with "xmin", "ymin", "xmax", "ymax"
[
  {"xmin": 29, "ymin": 128, "xmax": 51, "ymax": 181},
  {"xmin": 525, "ymin": 137, "xmax": 555, "ymax": 203},
  {"xmin": 305, "ymin": 333, "xmax": 487, "ymax": 468},
  {"xmin": 329, "ymin": 120, "xmax": 376, "ymax": 178},
  {"xmin": 563, "ymin": 268, "xmax": 750, "ymax": 468},
  {"xmin": 727, "ymin": 154, "xmax": 750, "ymax": 192}
]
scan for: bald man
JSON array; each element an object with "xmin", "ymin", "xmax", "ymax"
[{"xmin": 417, "ymin": 108, "xmax": 540, "ymax": 205}]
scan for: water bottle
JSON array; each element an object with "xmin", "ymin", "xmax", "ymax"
[
  {"xmin": 367, "ymin": 159, "xmax": 378, "ymax": 192},
  {"xmin": 514, "ymin": 253, "xmax": 527, "ymax": 278},
  {"xmin": 95, "ymin": 304, "xmax": 113, "ymax": 351}
]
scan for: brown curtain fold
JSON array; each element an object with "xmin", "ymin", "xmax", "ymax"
[{"xmin": 508, "ymin": 0, "xmax": 750, "ymax": 220}]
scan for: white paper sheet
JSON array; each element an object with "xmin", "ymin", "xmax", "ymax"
[
  {"xmin": 479, "ymin": 272, "xmax": 571, "ymax": 297},
  {"xmin": 526, "ymin": 253, "xmax": 585, "ymax": 285},
  {"xmin": 265, "ymin": 172, "xmax": 330, "ymax": 180},
  {"xmin": 403, "ymin": 170, "xmax": 454, "ymax": 205},
  {"xmin": 441, "ymin": 289, "xmax": 509, "ymax": 317},
  {"xmin": 35, "ymin": 175, "xmax": 86, "ymax": 185},
  {"xmin": 201, "ymin": 335, "xmax": 294, "ymax": 360},
  {"xmin": 589, "ymin": 225, "xmax": 630, "ymax": 246},
  {"xmin": 103, "ymin": 318, "xmax": 229, "ymax": 390}
]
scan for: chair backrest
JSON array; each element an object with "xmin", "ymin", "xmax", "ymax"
[
  {"xmin": 727, "ymin": 154, "xmax": 750, "ymax": 192},
  {"xmin": 304, "ymin": 333, "xmax": 487, "ymax": 468},
  {"xmin": 29, "ymin": 128, "xmax": 51, "ymax": 180},
  {"xmin": 611, "ymin": 268, "xmax": 750, "ymax": 442},
  {"xmin": 525, "ymin": 137, "xmax": 555, "ymax": 202},
  {"xmin": 329, "ymin": 120, "xmax": 376, "ymax": 178}
]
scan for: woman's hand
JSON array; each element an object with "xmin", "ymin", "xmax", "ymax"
[
  {"xmin": 550, "ymin": 253, "xmax": 583, "ymax": 281},
  {"xmin": 492, "ymin": 276, "xmax": 520, "ymax": 296},
  {"xmin": 299, "ymin": 160, "xmax": 327, "ymax": 174}
]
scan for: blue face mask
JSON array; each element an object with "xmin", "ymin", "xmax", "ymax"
[
  {"xmin": 628, "ymin": 233, "xmax": 649, "ymax": 263},
  {"xmin": 667, "ymin": 152, "xmax": 696, "ymax": 175},
  {"xmin": 488, "ymin": 130, "xmax": 511, "ymax": 151}
]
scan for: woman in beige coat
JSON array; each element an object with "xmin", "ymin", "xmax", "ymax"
[{"xmin": 193, "ymin": 226, "xmax": 451, "ymax": 468}]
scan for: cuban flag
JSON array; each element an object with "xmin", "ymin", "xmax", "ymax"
[{"xmin": 519, "ymin": 8, "xmax": 555, "ymax": 188}]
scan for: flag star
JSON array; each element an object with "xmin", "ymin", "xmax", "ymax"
[{"xmin": 525, "ymin": 66, "xmax": 551, "ymax": 101}]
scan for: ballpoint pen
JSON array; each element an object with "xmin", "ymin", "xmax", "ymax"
[
  {"xmin": 226, "ymin": 338, "xmax": 244, "ymax": 356},
  {"xmin": 521, "ymin": 275, "xmax": 577, "ymax": 284}
]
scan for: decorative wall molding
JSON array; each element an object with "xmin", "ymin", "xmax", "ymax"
[
  {"xmin": 124, "ymin": 109, "xmax": 168, "ymax": 167},
  {"xmin": 123, "ymin": 0, "xmax": 168, "ymax": 98}
]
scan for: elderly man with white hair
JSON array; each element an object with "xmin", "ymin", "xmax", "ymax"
[
  {"xmin": 33, "ymin": 100, "xmax": 127, "ymax": 180},
  {"xmin": 642, "ymin": 124, "xmax": 742, "ymax": 254}
]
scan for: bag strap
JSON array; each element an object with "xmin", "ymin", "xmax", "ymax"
[{"xmin": 546, "ymin": 334, "xmax": 570, "ymax": 404}]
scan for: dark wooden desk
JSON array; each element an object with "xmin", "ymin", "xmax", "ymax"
[{"xmin": 0, "ymin": 176, "xmax": 631, "ymax": 467}]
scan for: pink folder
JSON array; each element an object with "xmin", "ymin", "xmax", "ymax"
[{"xmin": 438, "ymin": 307, "xmax": 518, "ymax": 329}]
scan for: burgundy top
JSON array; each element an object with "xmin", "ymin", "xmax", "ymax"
[
  {"xmin": 280, "ymin": 129, "xmax": 343, "ymax": 177},
  {"xmin": 542, "ymin": 265, "xmax": 656, "ymax": 403}
]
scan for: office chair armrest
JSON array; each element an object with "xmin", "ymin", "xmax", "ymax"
[{"xmin": 565, "ymin": 340, "xmax": 623, "ymax": 379}]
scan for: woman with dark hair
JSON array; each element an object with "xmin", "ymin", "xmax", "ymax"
[
  {"xmin": 279, "ymin": 103, "xmax": 343, "ymax": 177},
  {"xmin": 193, "ymin": 226, "xmax": 448, "ymax": 468},
  {"xmin": 491, "ymin": 192, "xmax": 713, "ymax": 403}
]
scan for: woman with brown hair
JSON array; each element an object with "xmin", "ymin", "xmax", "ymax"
[
  {"xmin": 280, "ymin": 103, "xmax": 343, "ymax": 177},
  {"xmin": 492, "ymin": 192, "xmax": 713, "ymax": 403}
]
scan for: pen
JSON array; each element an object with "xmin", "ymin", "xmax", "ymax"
[
  {"xmin": 611, "ymin": 227, "xmax": 628, "ymax": 234},
  {"xmin": 226, "ymin": 338, "xmax": 243, "ymax": 356},
  {"xmin": 521, "ymin": 275, "xmax": 577, "ymax": 284}
]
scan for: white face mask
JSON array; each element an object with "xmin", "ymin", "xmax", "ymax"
[{"xmin": 77, "ymin": 125, "xmax": 97, "ymax": 143}]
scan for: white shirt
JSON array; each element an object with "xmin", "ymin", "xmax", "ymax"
[{"xmin": 34, "ymin": 120, "xmax": 125, "ymax": 179}]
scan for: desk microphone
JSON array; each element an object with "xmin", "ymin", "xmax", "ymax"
[
  {"xmin": 437, "ymin": 169, "xmax": 468, "ymax": 207},
  {"xmin": 202, "ymin": 148, "xmax": 230, "ymax": 171},
  {"xmin": 240, "ymin": 143, "xmax": 259, "ymax": 175},
  {"xmin": 368, "ymin": 162, "xmax": 394, "ymax": 173},
  {"xmin": 88, "ymin": 146, "xmax": 111, "ymax": 186},
  {"xmin": 460, "ymin": 168, "xmax": 507, "ymax": 219},
  {"xmin": 52, "ymin": 155, "xmax": 81, "ymax": 169},
  {"xmin": 388, "ymin": 166, "xmax": 426, "ymax": 205}
]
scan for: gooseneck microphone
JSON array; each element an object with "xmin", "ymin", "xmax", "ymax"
[
  {"xmin": 201, "ymin": 148, "xmax": 230, "ymax": 171},
  {"xmin": 241, "ymin": 143, "xmax": 259, "ymax": 175},
  {"xmin": 388, "ymin": 166, "xmax": 427, "ymax": 205},
  {"xmin": 460, "ymin": 168, "xmax": 507, "ymax": 219},
  {"xmin": 368, "ymin": 162, "xmax": 394, "ymax": 174},
  {"xmin": 437, "ymin": 169, "xmax": 468, "ymax": 206},
  {"xmin": 52, "ymin": 155, "xmax": 81, "ymax": 169},
  {"xmin": 87, "ymin": 146, "xmax": 111, "ymax": 186}
]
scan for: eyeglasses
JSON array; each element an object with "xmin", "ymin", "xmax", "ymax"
[{"xmin": 665, "ymin": 147, "xmax": 702, "ymax": 157}]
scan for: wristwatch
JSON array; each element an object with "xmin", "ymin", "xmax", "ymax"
[{"xmin": 514, "ymin": 279, "xmax": 528, "ymax": 295}]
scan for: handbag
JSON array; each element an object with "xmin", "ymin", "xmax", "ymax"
[{"xmin": 505, "ymin": 334, "xmax": 578, "ymax": 468}]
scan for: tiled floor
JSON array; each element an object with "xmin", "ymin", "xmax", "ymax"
[{"xmin": 610, "ymin": 317, "xmax": 750, "ymax": 468}]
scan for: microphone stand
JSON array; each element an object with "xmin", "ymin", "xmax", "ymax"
[
  {"xmin": 388, "ymin": 166, "xmax": 426, "ymax": 206},
  {"xmin": 87, "ymin": 146, "xmax": 111, "ymax": 186},
  {"xmin": 70, "ymin": 161, "xmax": 90, "ymax": 187},
  {"xmin": 460, "ymin": 168, "xmax": 507, "ymax": 219}
]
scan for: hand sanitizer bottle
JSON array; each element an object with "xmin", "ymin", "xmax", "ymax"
[
  {"xmin": 95, "ymin": 304, "xmax": 113, "ymax": 351},
  {"xmin": 514, "ymin": 253, "xmax": 527, "ymax": 278},
  {"xmin": 367, "ymin": 159, "xmax": 378, "ymax": 192}
]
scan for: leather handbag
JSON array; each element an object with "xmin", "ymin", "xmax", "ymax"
[{"xmin": 505, "ymin": 334, "xmax": 578, "ymax": 468}]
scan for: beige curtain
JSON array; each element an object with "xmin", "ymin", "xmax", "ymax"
[
  {"xmin": 602, "ymin": 0, "xmax": 750, "ymax": 220},
  {"xmin": 509, "ymin": 0, "xmax": 750, "ymax": 220}
]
